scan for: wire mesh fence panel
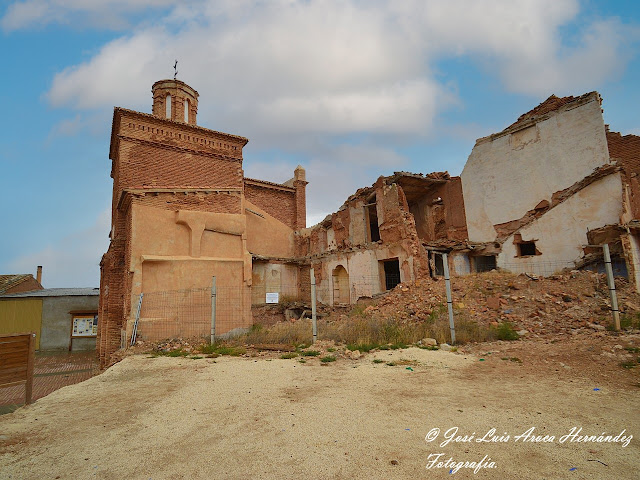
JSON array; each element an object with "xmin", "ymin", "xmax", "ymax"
[
  {"xmin": 250, "ymin": 283, "xmax": 304, "ymax": 305},
  {"xmin": 133, "ymin": 288, "xmax": 211, "ymax": 342},
  {"xmin": 215, "ymin": 285, "xmax": 250, "ymax": 337}
]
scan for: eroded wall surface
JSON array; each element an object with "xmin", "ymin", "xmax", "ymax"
[
  {"xmin": 459, "ymin": 92, "xmax": 625, "ymax": 275},
  {"xmin": 462, "ymin": 94, "xmax": 611, "ymax": 243},
  {"xmin": 302, "ymin": 176, "xmax": 431, "ymax": 305},
  {"xmin": 498, "ymin": 173, "xmax": 623, "ymax": 274}
]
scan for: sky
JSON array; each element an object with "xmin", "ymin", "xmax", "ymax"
[{"xmin": 1, "ymin": 0, "xmax": 639, "ymax": 288}]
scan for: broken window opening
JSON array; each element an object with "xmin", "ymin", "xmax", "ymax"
[
  {"xmin": 518, "ymin": 242, "xmax": 537, "ymax": 257},
  {"xmin": 434, "ymin": 253, "xmax": 444, "ymax": 276},
  {"xmin": 381, "ymin": 259, "xmax": 401, "ymax": 291},
  {"xmin": 473, "ymin": 255, "xmax": 497, "ymax": 273},
  {"xmin": 366, "ymin": 199, "xmax": 380, "ymax": 242}
]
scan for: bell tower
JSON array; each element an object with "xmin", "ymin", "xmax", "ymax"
[{"xmin": 151, "ymin": 79, "xmax": 199, "ymax": 125}]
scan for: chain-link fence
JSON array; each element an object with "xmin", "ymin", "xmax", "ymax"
[
  {"xmin": 127, "ymin": 244, "xmax": 629, "ymax": 345},
  {"xmin": 131, "ymin": 283, "xmax": 250, "ymax": 344}
]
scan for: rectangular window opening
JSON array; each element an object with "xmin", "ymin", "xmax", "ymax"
[
  {"xmin": 381, "ymin": 259, "xmax": 400, "ymax": 291},
  {"xmin": 518, "ymin": 242, "xmax": 537, "ymax": 257},
  {"xmin": 473, "ymin": 255, "xmax": 497, "ymax": 273},
  {"xmin": 434, "ymin": 253, "xmax": 444, "ymax": 276},
  {"xmin": 367, "ymin": 199, "xmax": 380, "ymax": 242}
]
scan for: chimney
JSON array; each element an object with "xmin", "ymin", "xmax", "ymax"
[{"xmin": 36, "ymin": 266, "xmax": 42, "ymax": 285}]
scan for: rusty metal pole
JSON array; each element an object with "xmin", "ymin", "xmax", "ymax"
[{"xmin": 603, "ymin": 244, "xmax": 620, "ymax": 331}]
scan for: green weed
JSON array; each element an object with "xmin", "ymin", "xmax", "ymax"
[{"xmin": 280, "ymin": 352, "xmax": 299, "ymax": 359}]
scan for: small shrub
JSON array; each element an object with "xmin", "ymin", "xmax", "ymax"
[
  {"xmin": 301, "ymin": 350, "xmax": 321, "ymax": 357},
  {"xmin": 327, "ymin": 347, "xmax": 336, "ymax": 352},
  {"xmin": 500, "ymin": 357, "xmax": 522, "ymax": 363},
  {"xmin": 298, "ymin": 359, "xmax": 307, "ymax": 363},
  {"xmin": 190, "ymin": 355, "xmax": 203, "ymax": 360},
  {"xmin": 386, "ymin": 362, "xmax": 396, "ymax": 366},
  {"xmin": 372, "ymin": 359, "xmax": 384, "ymax": 364},
  {"xmin": 347, "ymin": 343, "xmax": 379, "ymax": 352},
  {"xmin": 280, "ymin": 352, "xmax": 299, "ymax": 359},
  {"xmin": 349, "ymin": 304, "xmax": 367, "ymax": 317},
  {"xmin": 492, "ymin": 322, "xmax": 519, "ymax": 341},
  {"xmin": 320, "ymin": 355, "xmax": 336, "ymax": 363},
  {"xmin": 200, "ymin": 344, "xmax": 246, "ymax": 356},
  {"xmin": 419, "ymin": 345, "xmax": 439, "ymax": 351},
  {"xmin": 620, "ymin": 361, "xmax": 637, "ymax": 369},
  {"xmin": 164, "ymin": 349, "xmax": 189, "ymax": 357}
]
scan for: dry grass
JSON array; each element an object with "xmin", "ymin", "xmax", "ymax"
[
  {"xmin": 240, "ymin": 322, "xmax": 313, "ymax": 346},
  {"xmin": 319, "ymin": 304, "xmax": 495, "ymax": 346},
  {"xmin": 234, "ymin": 304, "xmax": 498, "ymax": 348}
]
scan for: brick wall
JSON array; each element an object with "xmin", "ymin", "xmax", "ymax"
[
  {"xmin": 116, "ymin": 140, "xmax": 243, "ymax": 191},
  {"xmin": 99, "ymin": 106, "xmax": 249, "ymax": 366},
  {"xmin": 130, "ymin": 191, "xmax": 242, "ymax": 214},
  {"xmin": 607, "ymin": 130, "xmax": 640, "ymax": 219},
  {"xmin": 244, "ymin": 182, "xmax": 297, "ymax": 229}
]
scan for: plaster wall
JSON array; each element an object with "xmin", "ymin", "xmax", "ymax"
[
  {"xmin": 452, "ymin": 254, "xmax": 471, "ymax": 276},
  {"xmin": 251, "ymin": 262, "xmax": 299, "ymax": 304},
  {"xmin": 314, "ymin": 243, "xmax": 410, "ymax": 305},
  {"xmin": 127, "ymin": 202, "xmax": 251, "ymax": 336},
  {"xmin": 41, "ymin": 296, "xmax": 99, "ymax": 351},
  {"xmin": 245, "ymin": 200, "xmax": 295, "ymax": 258},
  {"xmin": 462, "ymin": 98, "xmax": 611, "ymax": 242},
  {"xmin": 498, "ymin": 173, "xmax": 623, "ymax": 275},
  {"xmin": 348, "ymin": 202, "xmax": 367, "ymax": 246}
]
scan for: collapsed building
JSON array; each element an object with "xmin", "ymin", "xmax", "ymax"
[
  {"xmin": 461, "ymin": 92, "xmax": 626, "ymax": 276},
  {"xmin": 297, "ymin": 172, "xmax": 467, "ymax": 304},
  {"xmin": 98, "ymin": 79, "xmax": 640, "ymax": 365}
]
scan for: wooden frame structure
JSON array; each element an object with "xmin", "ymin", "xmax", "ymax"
[{"xmin": 0, "ymin": 332, "xmax": 36, "ymax": 405}]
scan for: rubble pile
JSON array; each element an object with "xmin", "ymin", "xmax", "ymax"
[{"xmin": 352, "ymin": 270, "xmax": 640, "ymax": 339}]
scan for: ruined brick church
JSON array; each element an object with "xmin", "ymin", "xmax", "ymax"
[
  {"xmin": 99, "ymin": 79, "xmax": 640, "ymax": 366},
  {"xmin": 98, "ymin": 79, "xmax": 308, "ymax": 365}
]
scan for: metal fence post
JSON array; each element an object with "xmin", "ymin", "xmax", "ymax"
[
  {"xmin": 603, "ymin": 244, "xmax": 620, "ymax": 331},
  {"xmin": 211, "ymin": 276, "xmax": 217, "ymax": 344},
  {"xmin": 130, "ymin": 293, "xmax": 143, "ymax": 346},
  {"xmin": 311, "ymin": 268, "xmax": 317, "ymax": 344},
  {"xmin": 442, "ymin": 253, "xmax": 456, "ymax": 344}
]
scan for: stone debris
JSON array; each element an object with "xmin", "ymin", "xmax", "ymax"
[{"xmin": 357, "ymin": 270, "xmax": 640, "ymax": 339}]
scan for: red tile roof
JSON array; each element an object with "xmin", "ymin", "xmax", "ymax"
[{"xmin": 0, "ymin": 274, "xmax": 38, "ymax": 295}]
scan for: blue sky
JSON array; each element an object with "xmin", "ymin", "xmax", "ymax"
[{"xmin": 1, "ymin": 0, "xmax": 639, "ymax": 288}]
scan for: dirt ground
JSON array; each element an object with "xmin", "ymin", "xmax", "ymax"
[{"xmin": 1, "ymin": 334, "xmax": 639, "ymax": 479}]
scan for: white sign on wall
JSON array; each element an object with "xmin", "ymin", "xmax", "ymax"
[
  {"xmin": 72, "ymin": 315, "xmax": 98, "ymax": 337},
  {"xmin": 265, "ymin": 292, "xmax": 279, "ymax": 304}
]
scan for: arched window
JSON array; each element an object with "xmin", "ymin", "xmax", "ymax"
[
  {"xmin": 166, "ymin": 94, "xmax": 172, "ymax": 119},
  {"xmin": 332, "ymin": 265, "xmax": 350, "ymax": 304},
  {"xmin": 184, "ymin": 99, "xmax": 189, "ymax": 123}
]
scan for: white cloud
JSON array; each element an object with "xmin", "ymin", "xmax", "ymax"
[
  {"xmin": 244, "ymin": 142, "xmax": 408, "ymax": 226},
  {"xmin": 1, "ymin": 0, "xmax": 177, "ymax": 31},
  {"xmin": 8, "ymin": 209, "xmax": 110, "ymax": 288},
  {"xmin": 41, "ymin": 1, "xmax": 637, "ymax": 128}
]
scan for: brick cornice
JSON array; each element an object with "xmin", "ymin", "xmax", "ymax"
[{"xmin": 117, "ymin": 135, "xmax": 244, "ymax": 162}]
